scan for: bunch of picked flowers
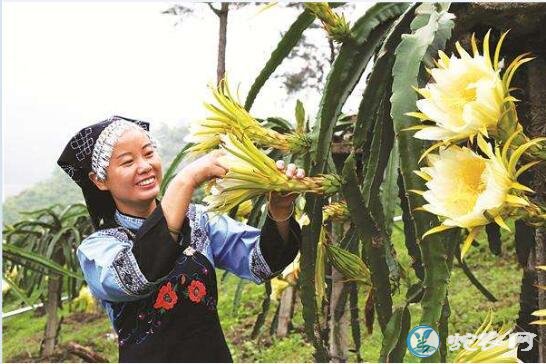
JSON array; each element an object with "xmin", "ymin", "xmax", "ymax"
[
  {"xmin": 186, "ymin": 80, "xmax": 310, "ymax": 156},
  {"xmin": 203, "ymin": 133, "xmax": 341, "ymax": 214}
]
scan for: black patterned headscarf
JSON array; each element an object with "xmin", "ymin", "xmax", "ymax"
[{"xmin": 57, "ymin": 115, "xmax": 154, "ymax": 229}]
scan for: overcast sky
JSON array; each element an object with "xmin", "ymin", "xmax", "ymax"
[{"xmin": 2, "ymin": 1, "xmax": 370, "ymax": 200}]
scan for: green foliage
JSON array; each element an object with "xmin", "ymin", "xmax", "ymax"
[
  {"xmin": 2, "ymin": 305, "xmax": 118, "ymax": 362},
  {"xmin": 299, "ymin": 5, "xmax": 410, "ymax": 360},
  {"xmin": 3, "ymin": 204, "xmax": 92, "ymax": 309},
  {"xmin": 251, "ymin": 281, "xmax": 272, "ymax": 339},
  {"xmin": 379, "ymin": 306, "xmax": 410, "ymax": 362},
  {"xmin": 324, "ymin": 243, "xmax": 370, "ymax": 285},
  {"xmin": 2, "ymin": 170, "xmax": 82, "ymax": 226},
  {"xmin": 4, "ymin": 3, "xmax": 535, "ymax": 362},
  {"xmin": 390, "ymin": 5, "xmax": 457, "ymax": 361},
  {"xmin": 352, "ymin": 4, "xmax": 414, "ymax": 150},
  {"xmin": 360, "ymin": 94, "xmax": 394, "ymax": 207},
  {"xmin": 159, "ymin": 143, "xmax": 192, "ymax": 197},
  {"xmin": 1, "ymin": 228, "xmax": 521, "ymax": 363},
  {"xmin": 342, "ymin": 153, "xmax": 394, "ymax": 338},
  {"xmin": 381, "ymin": 140, "xmax": 400, "ymax": 236},
  {"xmin": 3, "ymin": 273, "xmax": 35, "ymax": 307},
  {"xmin": 3, "ymin": 244, "xmax": 83, "ymax": 281},
  {"xmin": 312, "ymin": 3, "xmax": 408, "ymax": 171}
]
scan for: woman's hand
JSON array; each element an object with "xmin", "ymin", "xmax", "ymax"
[
  {"xmin": 268, "ymin": 161, "xmax": 305, "ymax": 221},
  {"xmin": 162, "ymin": 151, "xmax": 229, "ymax": 239},
  {"xmin": 179, "ymin": 150, "xmax": 229, "ymax": 189}
]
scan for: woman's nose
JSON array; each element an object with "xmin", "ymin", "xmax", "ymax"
[{"xmin": 137, "ymin": 159, "xmax": 152, "ymax": 174}]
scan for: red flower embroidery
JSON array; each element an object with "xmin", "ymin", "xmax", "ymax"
[
  {"xmin": 188, "ymin": 280, "xmax": 207, "ymax": 303},
  {"xmin": 153, "ymin": 282, "xmax": 178, "ymax": 310}
]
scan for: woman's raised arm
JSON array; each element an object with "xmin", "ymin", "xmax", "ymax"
[{"xmin": 161, "ymin": 150, "xmax": 228, "ymax": 239}]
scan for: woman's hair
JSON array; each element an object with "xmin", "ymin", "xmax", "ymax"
[
  {"xmin": 58, "ymin": 116, "xmax": 156, "ymax": 230},
  {"xmin": 84, "ymin": 182, "xmax": 118, "ymax": 229}
]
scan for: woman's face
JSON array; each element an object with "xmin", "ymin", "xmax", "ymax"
[{"xmin": 93, "ymin": 128, "xmax": 162, "ymax": 215}]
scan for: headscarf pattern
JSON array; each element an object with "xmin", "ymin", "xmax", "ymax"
[{"xmin": 57, "ymin": 115, "xmax": 153, "ymax": 229}]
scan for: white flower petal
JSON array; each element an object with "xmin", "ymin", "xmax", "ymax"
[
  {"xmin": 414, "ymin": 126, "xmax": 456, "ymax": 141},
  {"xmin": 417, "ymin": 145, "xmax": 516, "ymax": 229},
  {"xmin": 410, "ymin": 37, "xmax": 509, "ymax": 143}
]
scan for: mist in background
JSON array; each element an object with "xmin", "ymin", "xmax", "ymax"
[{"xmin": 3, "ymin": 1, "xmax": 370, "ymax": 200}]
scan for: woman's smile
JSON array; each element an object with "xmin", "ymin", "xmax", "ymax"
[{"xmin": 136, "ymin": 176, "xmax": 157, "ymax": 188}]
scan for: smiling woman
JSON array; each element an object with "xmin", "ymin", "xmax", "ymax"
[
  {"xmin": 89, "ymin": 127, "xmax": 163, "ymax": 218},
  {"xmin": 57, "ymin": 116, "xmax": 302, "ymax": 362}
]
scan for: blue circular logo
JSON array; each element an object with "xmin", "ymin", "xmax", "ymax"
[{"xmin": 406, "ymin": 325, "xmax": 440, "ymax": 358}]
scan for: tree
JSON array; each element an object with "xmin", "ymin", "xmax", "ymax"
[
  {"xmin": 162, "ymin": 3, "xmax": 254, "ymax": 85},
  {"xmin": 207, "ymin": 3, "xmax": 230, "ymax": 84},
  {"xmin": 3, "ymin": 204, "xmax": 93, "ymax": 357}
]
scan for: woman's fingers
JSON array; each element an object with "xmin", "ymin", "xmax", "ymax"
[
  {"xmin": 276, "ymin": 160, "xmax": 305, "ymax": 179},
  {"xmin": 285, "ymin": 163, "xmax": 296, "ymax": 177},
  {"xmin": 211, "ymin": 150, "xmax": 229, "ymax": 172},
  {"xmin": 215, "ymin": 158, "xmax": 229, "ymax": 173},
  {"xmin": 216, "ymin": 163, "xmax": 229, "ymax": 175},
  {"xmin": 210, "ymin": 164, "xmax": 228, "ymax": 179}
]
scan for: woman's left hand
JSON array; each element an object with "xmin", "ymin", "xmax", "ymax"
[{"xmin": 268, "ymin": 161, "xmax": 305, "ymax": 220}]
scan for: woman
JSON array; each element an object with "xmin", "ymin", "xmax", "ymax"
[{"xmin": 58, "ymin": 116, "xmax": 303, "ymax": 362}]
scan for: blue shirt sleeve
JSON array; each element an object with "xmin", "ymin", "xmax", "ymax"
[
  {"xmin": 194, "ymin": 204, "xmax": 300, "ymax": 284},
  {"xmin": 202, "ymin": 210, "xmax": 268, "ymax": 284},
  {"xmin": 76, "ymin": 228, "xmax": 155, "ymax": 302}
]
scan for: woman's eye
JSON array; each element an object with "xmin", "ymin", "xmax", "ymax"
[
  {"xmin": 122, "ymin": 160, "xmax": 133, "ymax": 166},
  {"xmin": 145, "ymin": 151, "xmax": 154, "ymax": 158}
]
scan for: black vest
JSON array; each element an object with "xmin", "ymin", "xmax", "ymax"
[{"xmin": 109, "ymin": 223, "xmax": 233, "ymax": 363}]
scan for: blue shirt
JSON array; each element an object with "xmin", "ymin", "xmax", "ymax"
[{"xmin": 76, "ymin": 203, "xmax": 300, "ymax": 325}]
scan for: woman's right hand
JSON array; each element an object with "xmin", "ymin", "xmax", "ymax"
[
  {"xmin": 180, "ymin": 150, "xmax": 229, "ymax": 189},
  {"xmin": 162, "ymin": 150, "xmax": 227, "ymax": 237}
]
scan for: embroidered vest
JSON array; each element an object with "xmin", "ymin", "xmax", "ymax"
[{"xmin": 104, "ymin": 205, "xmax": 233, "ymax": 362}]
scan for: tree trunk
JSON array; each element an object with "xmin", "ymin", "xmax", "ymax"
[
  {"xmin": 40, "ymin": 248, "xmax": 65, "ymax": 358},
  {"xmin": 517, "ymin": 253, "xmax": 539, "ymax": 362},
  {"xmin": 527, "ymin": 56, "xmax": 546, "ymax": 362},
  {"xmin": 321, "ymin": 266, "xmax": 331, "ymax": 348},
  {"xmin": 276, "ymin": 285, "xmax": 297, "ymax": 337},
  {"xmin": 40, "ymin": 274, "xmax": 63, "ymax": 357},
  {"xmin": 216, "ymin": 3, "xmax": 229, "ymax": 85},
  {"xmin": 538, "ymin": 229, "xmax": 546, "ymax": 361},
  {"xmin": 329, "ymin": 267, "xmax": 349, "ymax": 362}
]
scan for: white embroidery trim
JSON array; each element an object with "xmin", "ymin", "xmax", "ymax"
[
  {"xmin": 97, "ymin": 228, "xmax": 154, "ymax": 296},
  {"xmin": 249, "ymin": 238, "xmax": 273, "ymax": 283},
  {"xmin": 187, "ymin": 204, "xmax": 211, "ymax": 255}
]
